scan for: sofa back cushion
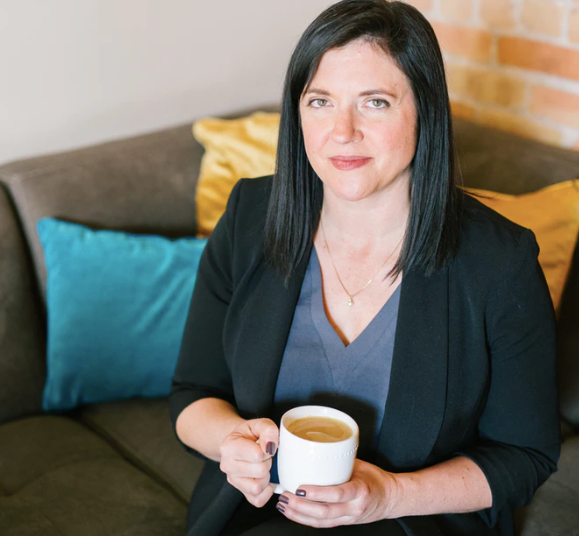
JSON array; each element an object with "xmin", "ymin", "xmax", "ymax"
[
  {"xmin": 454, "ymin": 118, "xmax": 579, "ymax": 429},
  {"xmin": 453, "ymin": 118, "xmax": 579, "ymax": 193},
  {"xmin": 0, "ymin": 124, "xmax": 202, "ymax": 301},
  {"xmin": 0, "ymin": 184, "xmax": 45, "ymax": 423}
]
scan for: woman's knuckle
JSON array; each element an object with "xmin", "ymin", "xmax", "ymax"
[
  {"xmin": 312, "ymin": 518, "xmax": 324, "ymax": 529},
  {"xmin": 358, "ymin": 482, "xmax": 370, "ymax": 499},
  {"xmin": 255, "ymin": 495, "xmax": 268, "ymax": 508},
  {"xmin": 251, "ymin": 464, "xmax": 263, "ymax": 478},
  {"xmin": 353, "ymin": 501, "xmax": 365, "ymax": 516},
  {"xmin": 245, "ymin": 494, "xmax": 258, "ymax": 507},
  {"xmin": 250, "ymin": 482, "xmax": 263, "ymax": 496}
]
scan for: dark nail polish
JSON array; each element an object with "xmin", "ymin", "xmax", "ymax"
[
  {"xmin": 276, "ymin": 503, "xmax": 286, "ymax": 514},
  {"xmin": 266, "ymin": 441, "xmax": 276, "ymax": 456},
  {"xmin": 278, "ymin": 494, "xmax": 289, "ymax": 504},
  {"xmin": 296, "ymin": 489, "xmax": 306, "ymax": 497}
]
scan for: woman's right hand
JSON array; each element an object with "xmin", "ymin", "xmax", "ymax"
[{"xmin": 219, "ymin": 418, "xmax": 279, "ymax": 507}]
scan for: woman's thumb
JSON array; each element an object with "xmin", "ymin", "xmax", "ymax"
[{"xmin": 249, "ymin": 418, "xmax": 279, "ymax": 458}]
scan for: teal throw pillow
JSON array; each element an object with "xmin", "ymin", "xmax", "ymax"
[{"xmin": 37, "ymin": 218, "xmax": 207, "ymax": 412}]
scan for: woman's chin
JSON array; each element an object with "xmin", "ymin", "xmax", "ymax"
[{"xmin": 326, "ymin": 184, "xmax": 374, "ymax": 203}]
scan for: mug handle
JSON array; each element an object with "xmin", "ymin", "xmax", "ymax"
[{"xmin": 270, "ymin": 483, "xmax": 284, "ymax": 494}]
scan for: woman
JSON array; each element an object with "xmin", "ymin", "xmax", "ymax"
[{"xmin": 169, "ymin": 1, "xmax": 560, "ymax": 535}]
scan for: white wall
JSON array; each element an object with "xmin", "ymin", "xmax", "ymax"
[{"xmin": 0, "ymin": 0, "xmax": 334, "ymax": 165}]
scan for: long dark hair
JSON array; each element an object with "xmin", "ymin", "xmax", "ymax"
[{"xmin": 265, "ymin": 0, "xmax": 463, "ymax": 283}]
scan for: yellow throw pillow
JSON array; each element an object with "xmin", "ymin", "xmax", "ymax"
[
  {"xmin": 466, "ymin": 180, "xmax": 579, "ymax": 313},
  {"xmin": 193, "ymin": 112, "xmax": 280, "ymax": 237}
]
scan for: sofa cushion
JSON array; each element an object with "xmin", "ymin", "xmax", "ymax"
[
  {"xmin": 0, "ymin": 184, "xmax": 45, "ymax": 424},
  {"xmin": 78, "ymin": 398, "xmax": 205, "ymax": 502},
  {"xmin": 193, "ymin": 111, "xmax": 279, "ymax": 236},
  {"xmin": 517, "ymin": 437, "xmax": 579, "ymax": 536},
  {"xmin": 454, "ymin": 117, "xmax": 579, "ymax": 194},
  {"xmin": 0, "ymin": 415, "xmax": 186, "ymax": 535},
  {"xmin": 37, "ymin": 217, "xmax": 207, "ymax": 412},
  {"xmin": 466, "ymin": 181, "xmax": 579, "ymax": 313}
]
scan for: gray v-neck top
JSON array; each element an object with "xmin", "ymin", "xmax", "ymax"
[{"xmin": 270, "ymin": 248, "xmax": 400, "ymax": 481}]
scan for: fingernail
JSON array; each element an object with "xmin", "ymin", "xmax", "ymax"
[
  {"xmin": 278, "ymin": 494, "xmax": 289, "ymax": 504},
  {"xmin": 266, "ymin": 441, "xmax": 276, "ymax": 456},
  {"xmin": 296, "ymin": 489, "xmax": 306, "ymax": 497},
  {"xmin": 276, "ymin": 503, "xmax": 286, "ymax": 514}
]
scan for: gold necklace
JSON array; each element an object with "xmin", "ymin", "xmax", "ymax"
[{"xmin": 319, "ymin": 216, "xmax": 403, "ymax": 307}]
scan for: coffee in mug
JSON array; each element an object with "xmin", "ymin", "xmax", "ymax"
[
  {"xmin": 272, "ymin": 405, "xmax": 359, "ymax": 495},
  {"xmin": 286, "ymin": 416, "xmax": 353, "ymax": 443}
]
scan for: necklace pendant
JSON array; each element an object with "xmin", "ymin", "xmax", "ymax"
[{"xmin": 347, "ymin": 297, "xmax": 354, "ymax": 307}]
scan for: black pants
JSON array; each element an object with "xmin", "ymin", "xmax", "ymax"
[
  {"xmin": 221, "ymin": 495, "xmax": 419, "ymax": 536},
  {"xmin": 219, "ymin": 495, "xmax": 498, "ymax": 536}
]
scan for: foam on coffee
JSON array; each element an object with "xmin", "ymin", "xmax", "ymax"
[{"xmin": 286, "ymin": 416, "xmax": 353, "ymax": 443}]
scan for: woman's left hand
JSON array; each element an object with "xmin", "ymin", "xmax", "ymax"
[{"xmin": 276, "ymin": 459, "xmax": 402, "ymax": 528}]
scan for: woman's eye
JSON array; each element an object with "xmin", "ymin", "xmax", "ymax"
[
  {"xmin": 310, "ymin": 98, "xmax": 329, "ymax": 108},
  {"xmin": 368, "ymin": 99, "xmax": 389, "ymax": 109}
]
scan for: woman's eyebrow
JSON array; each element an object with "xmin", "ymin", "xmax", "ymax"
[
  {"xmin": 304, "ymin": 87, "xmax": 397, "ymax": 98},
  {"xmin": 359, "ymin": 89, "xmax": 397, "ymax": 98}
]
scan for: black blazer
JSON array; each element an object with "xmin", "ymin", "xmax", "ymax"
[{"xmin": 170, "ymin": 176, "xmax": 560, "ymax": 536}]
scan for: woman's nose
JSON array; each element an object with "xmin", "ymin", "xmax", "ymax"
[{"xmin": 330, "ymin": 109, "xmax": 362, "ymax": 144}]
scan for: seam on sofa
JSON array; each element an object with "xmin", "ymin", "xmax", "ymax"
[
  {"xmin": 73, "ymin": 415, "xmax": 189, "ymax": 505},
  {"xmin": 3, "ymin": 455, "xmax": 119, "ymax": 498}
]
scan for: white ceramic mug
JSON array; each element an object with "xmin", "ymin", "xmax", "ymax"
[{"xmin": 272, "ymin": 405, "xmax": 359, "ymax": 495}]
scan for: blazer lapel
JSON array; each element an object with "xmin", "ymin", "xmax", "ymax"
[
  {"xmin": 375, "ymin": 264, "xmax": 449, "ymax": 471},
  {"xmin": 232, "ymin": 246, "xmax": 313, "ymax": 417},
  {"xmin": 232, "ymin": 244, "xmax": 449, "ymax": 471}
]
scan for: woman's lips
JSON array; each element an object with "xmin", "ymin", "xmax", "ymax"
[{"xmin": 329, "ymin": 157, "xmax": 372, "ymax": 170}]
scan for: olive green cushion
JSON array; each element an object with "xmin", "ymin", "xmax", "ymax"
[
  {"xmin": 0, "ymin": 415, "xmax": 186, "ymax": 535},
  {"xmin": 79, "ymin": 398, "xmax": 204, "ymax": 502}
]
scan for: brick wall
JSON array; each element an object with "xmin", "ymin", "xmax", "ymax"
[{"xmin": 405, "ymin": 0, "xmax": 579, "ymax": 150}]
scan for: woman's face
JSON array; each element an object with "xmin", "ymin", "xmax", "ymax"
[{"xmin": 299, "ymin": 39, "xmax": 417, "ymax": 203}]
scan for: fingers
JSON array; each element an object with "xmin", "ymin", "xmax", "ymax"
[
  {"xmin": 291, "ymin": 482, "xmax": 359, "ymax": 504},
  {"xmin": 221, "ymin": 434, "xmax": 268, "ymax": 464},
  {"xmin": 280, "ymin": 509, "xmax": 352, "ymax": 529},
  {"xmin": 219, "ymin": 418, "xmax": 279, "ymax": 508},
  {"xmin": 246, "ymin": 418, "xmax": 279, "ymax": 456},
  {"xmin": 274, "ymin": 482, "xmax": 361, "ymax": 527},
  {"xmin": 277, "ymin": 492, "xmax": 351, "ymax": 522},
  {"xmin": 220, "ymin": 457, "xmax": 272, "ymax": 479},
  {"xmin": 222, "ymin": 418, "xmax": 279, "ymax": 462},
  {"xmin": 227, "ymin": 474, "xmax": 273, "ymax": 508},
  {"xmin": 251, "ymin": 477, "xmax": 275, "ymax": 507},
  {"xmin": 277, "ymin": 495, "xmax": 352, "ymax": 529}
]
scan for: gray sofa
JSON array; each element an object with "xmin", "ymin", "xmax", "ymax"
[{"xmin": 0, "ymin": 108, "xmax": 578, "ymax": 536}]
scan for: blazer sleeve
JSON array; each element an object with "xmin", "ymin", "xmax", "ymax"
[
  {"xmin": 168, "ymin": 180, "xmax": 243, "ymax": 460},
  {"xmin": 455, "ymin": 228, "xmax": 561, "ymax": 527}
]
